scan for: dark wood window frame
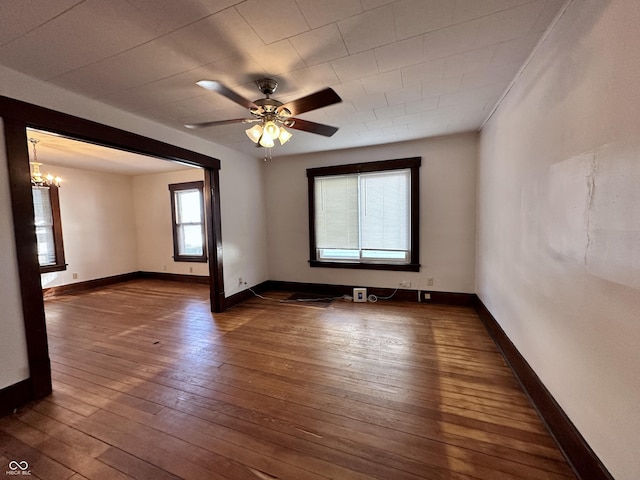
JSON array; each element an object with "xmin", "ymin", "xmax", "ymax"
[
  {"xmin": 169, "ymin": 181, "xmax": 207, "ymax": 263},
  {"xmin": 307, "ymin": 157, "xmax": 421, "ymax": 272},
  {"xmin": 34, "ymin": 185, "xmax": 67, "ymax": 273}
]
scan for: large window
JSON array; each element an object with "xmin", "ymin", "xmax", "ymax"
[
  {"xmin": 307, "ymin": 157, "xmax": 420, "ymax": 271},
  {"xmin": 169, "ymin": 181, "xmax": 207, "ymax": 262},
  {"xmin": 32, "ymin": 185, "xmax": 66, "ymax": 273}
]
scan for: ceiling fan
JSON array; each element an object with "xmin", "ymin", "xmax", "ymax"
[{"xmin": 184, "ymin": 78, "xmax": 342, "ymax": 149}]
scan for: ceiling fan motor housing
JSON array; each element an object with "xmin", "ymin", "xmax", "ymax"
[
  {"xmin": 256, "ymin": 78, "xmax": 278, "ymax": 96},
  {"xmin": 253, "ymin": 97, "xmax": 283, "ymax": 114}
]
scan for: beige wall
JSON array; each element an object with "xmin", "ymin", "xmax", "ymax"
[
  {"xmin": 264, "ymin": 133, "xmax": 478, "ymax": 293},
  {"xmin": 218, "ymin": 152, "xmax": 269, "ymax": 297},
  {"xmin": 132, "ymin": 163, "xmax": 270, "ymax": 297},
  {"xmin": 40, "ymin": 162, "xmax": 267, "ymax": 297},
  {"xmin": 39, "ymin": 164, "xmax": 139, "ymax": 289},
  {"xmin": 133, "ymin": 168, "xmax": 208, "ymax": 277},
  {"xmin": 477, "ymin": 1, "xmax": 640, "ymax": 478}
]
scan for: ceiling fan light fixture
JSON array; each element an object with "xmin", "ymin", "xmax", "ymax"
[
  {"xmin": 245, "ymin": 124, "xmax": 263, "ymax": 143},
  {"xmin": 259, "ymin": 133, "xmax": 275, "ymax": 148},
  {"xmin": 263, "ymin": 120, "xmax": 280, "ymax": 139},
  {"xmin": 278, "ymin": 127, "xmax": 292, "ymax": 145}
]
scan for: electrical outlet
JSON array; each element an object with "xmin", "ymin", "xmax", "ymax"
[
  {"xmin": 189, "ymin": 267, "xmax": 193, "ymax": 273},
  {"xmin": 427, "ymin": 277, "xmax": 434, "ymax": 286},
  {"xmin": 238, "ymin": 277, "xmax": 243, "ymax": 286},
  {"xmin": 353, "ymin": 288, "xmax": 367, "ymax": 303},
  {"xmin": 399, "ymin": 280, "xmax": 411, "ymax": 288},
  {"xmin": 72, "ymin": 273, "xmax": 78, "ymax": 279},
  {"xmin": 423, "ymin": 292, "xmax": 431, "ymax": 300}
]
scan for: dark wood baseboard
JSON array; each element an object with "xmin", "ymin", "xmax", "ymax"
[
  {"xmin": 137, "ymin": 271, "xmax": 210, "ymax": 285},
  {"xmin": 0, "ymin": 379, "xmax": 31, "ymax": 417},
  {"xmin": 42, "ymin": 275, "xmax": 474, "ymax": 308},
  {"xmin": 43, "ymin": 272, "xmax": 210, "ymax": 298},
  {"xmin": 264, "ymin": 280, "xmax": 416, "ymax": 301},
  {"xmin": 473, "ymin": 297, "xmax": 613, "ymax": 480},
  {"xmin": 261, "ymin": 280, "xmax": 475, "ymax": 305},
  {"xmin": 223, "ymin": 281, "xmax": 271, "ymax": 310},
  {"xmin": 42, "ymin": 272, "xmax": 140, "ymax": 298},
  {"xmin": 420, "ymin": 290, "xmax": 475, "ymax": 306}
]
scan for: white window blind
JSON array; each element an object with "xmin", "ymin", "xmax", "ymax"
[
  {"xmin": 314, "ymin": 169, "xmax": 411, "ymax": 263},
  {"xmin": 32, "ymin": 186, "xmax": 56, "ymax": 266},
  {"xmin": 315, "ymin": 175, "xmax": 359, "ymax": 250},
  {"xmin": 360, "ymin": 170, "xmax": 410, "ymax": 252}
]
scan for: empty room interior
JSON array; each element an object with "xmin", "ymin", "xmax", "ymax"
[{"xmin": 0, "ymin": 1, "xmax": 638, "ymax": 479}]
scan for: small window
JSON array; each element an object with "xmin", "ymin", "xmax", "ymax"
[
  {"xmin": 32, "ymin": 185, "xmax": 66, "ymax": 273},
  {"xmin": 307, "ymin": 157, "xmax": 420, "ymax": 271},
  {"xmin": 169, "ymin": 181, "xmax": 207, "ymax": 262}
]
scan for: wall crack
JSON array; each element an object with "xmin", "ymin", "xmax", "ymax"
[{"xmin": 584, "ymin": 154, "xmax": 597, "ymax": 267}]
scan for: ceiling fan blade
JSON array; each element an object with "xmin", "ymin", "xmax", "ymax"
[
  {"xmin": 196, "ymin": 80, "xmax": 259, "ymax": 110},
  {"xmin": 184, "ymin": 118, "xmax": 251, "ymax": 129},
  {"xmin": 278, "ymin": 88, "xmax": 341, "ymax": 116},
  {"xmin": 288, "ymin": 118, "xmax": 339, "ymax": 137}
]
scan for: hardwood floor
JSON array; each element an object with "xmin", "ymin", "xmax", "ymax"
[{"xmin": 0, "ymin": 279, "xmax": 576, "ymax": 479}]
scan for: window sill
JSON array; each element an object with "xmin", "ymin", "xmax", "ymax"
[
  {"xmin": 309, "ymin": 260, "xmax": 420, "ymax": 272},
  {"xmin": 173, "ymin": 256, "xmax": 208, "ymax": 263},
  {"xmin": 40, "ymin": 263, "xmax": 67, "ymax": 274}
]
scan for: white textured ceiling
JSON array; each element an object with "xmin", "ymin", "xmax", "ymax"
[
  {"xmin": 27, "ymin": 129, "xmax": 194, "ymax": 175},
  {"xmin": 1, "ymin": 0, "xmax": 565, "ymax": 161}
]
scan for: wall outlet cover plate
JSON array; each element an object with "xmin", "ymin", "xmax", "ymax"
[{"xmin": 353, "ymin": 288, "xmax": 367, "ymax": 303}]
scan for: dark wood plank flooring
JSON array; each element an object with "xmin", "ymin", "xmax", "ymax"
[{"xmin": 0, "ymin": 279, "xmax": 576, "ymax": 479}]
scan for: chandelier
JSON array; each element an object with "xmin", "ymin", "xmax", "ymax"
[{"xmin": 29, "ymin": 138, "xmax": 61, "ymax": 188}]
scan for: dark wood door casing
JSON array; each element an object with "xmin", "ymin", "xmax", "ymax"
[{"xmin": 0, "ymin": 95, "xmax": 225, "ymax": 401}]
